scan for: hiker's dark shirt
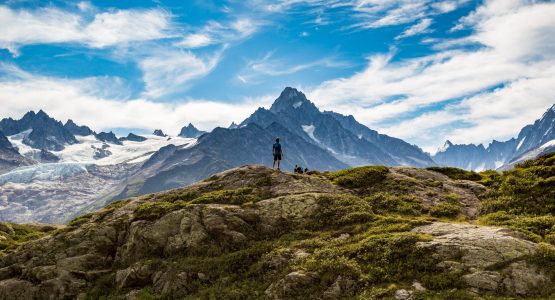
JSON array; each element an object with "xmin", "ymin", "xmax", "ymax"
[{"xmin": 273, "ymin": 142, "xmax": 282, "ymax": 155}]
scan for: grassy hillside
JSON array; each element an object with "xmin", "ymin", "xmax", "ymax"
[{"xmin": 0, "ymin": 153, "xmax": 554, "ymax": 299}]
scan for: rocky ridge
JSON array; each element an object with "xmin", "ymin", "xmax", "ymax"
[{"xmin": 0, "ymin": 162, "xmax": 553, "ymax": 299}]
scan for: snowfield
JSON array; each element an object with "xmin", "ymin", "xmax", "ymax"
[
  {"xmin": 0, "ymin": 134, "xmax": 199, "ymax": 223},
  {"xmin": 8, "ymin": 134, "xmax": 197, "ymax": 165}
]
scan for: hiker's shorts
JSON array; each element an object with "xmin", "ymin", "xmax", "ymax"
[{"xmin": 274, "ymin": 154, "xmax": 282, "ymax": 161}]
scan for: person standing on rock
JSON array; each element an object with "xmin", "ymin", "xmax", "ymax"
[{"xmin": 273, "ymin": 137, "xmax": 284, "ymax": 171}]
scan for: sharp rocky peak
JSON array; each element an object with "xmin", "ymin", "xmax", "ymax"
[{"xmin": 269, "ymin": 87, "xmax": 318, "ymax": 114}]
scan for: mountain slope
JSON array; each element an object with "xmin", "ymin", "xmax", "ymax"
[
  {"xmin": 240, "ymin": 87, "xmax": 434, "ymax": 167},
  {"xmin": 0, "ymin": 131, "xmax": 35, "ymax": 174},
  {"xmin": 433, "ymin": 104, "xmax": 555, "ymax": 170},
  {"xmin": 0, "ymin": 110, "xmax": 78, "ymax": 151},
  {"xmin": 113, "ymin": 122, "xmax": 348, "ymax": 199},
  {"xmin": 0, "ymin": 155, "xmax": 553, "ymax": 299},
  {"xmin": 179, "ymin": 123, "xmax": 206, "ymax": 138}
]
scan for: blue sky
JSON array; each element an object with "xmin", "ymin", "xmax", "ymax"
[{"xmin": 1, "ymin": 0, "xmax": 555, "ymax": 152}]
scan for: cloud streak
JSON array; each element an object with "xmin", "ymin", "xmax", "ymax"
[
  {"xmin": 0, "ymin": 5, "xmax": 172, "ymax": 55},
  {"xmin": 0, "ymin": 63, "xmax": 268, "ymax": 134},
  {"xmin": 308, "ymin": 0, "xmax": 555, "ymax": 150}
]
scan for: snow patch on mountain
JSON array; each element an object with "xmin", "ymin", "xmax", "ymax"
[
  {"xmin": 302, "ymin": 125, "xmax": 320, "ymax": 143},
  {"xmin": 293, "ymin": 101, "xmax": 303, "ymax": 108},
  {"xmin": 516, "ymin": 136, "xmax": 526, "ymax": 150},
  {"xmin": 540, "ymin": 139, "xmax": 555, "ymax": 149},
  {"xmin": 8, "ymin": 134, "xmax": 197, "ymax": 166}
]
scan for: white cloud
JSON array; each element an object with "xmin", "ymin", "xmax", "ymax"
[
  {"xmin": 237, "ymin": 51, "xmax": 349, "ymax": 84},
  {"xmin": 251, "ymin": 0, "xmax": 469, "ymax": 30},
  {"xmin": 178, "ymin": 33, "xmax": 213, "ymax": 48},
  {"xmin": 177, "ymin": 18, "xmax": 260, "ymax": 49},
  {"xmin": 139, "ymin": 50, "xmax": 222, "ymax": 98},
  {"xmin": 84, "ymin": 9, "xmax": 171, "ymax": 48},
  {"xmin": 395, "ymin": 18, "xmax": 432, "ymax": 39},
  {"xmin": 307, "ymin": 0, "xmax": 555, "ymax": 149},
  {"xmin": 0, "ymin": 5, "xmax": 172, "ymax": 54},
  {"xmin": 0, "ymin": 64, "xmax": 265, "ymax": 134}
]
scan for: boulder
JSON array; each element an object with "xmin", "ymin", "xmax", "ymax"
[{"xmin": 413, "ymin": 222, "xmax": 551, "ymax": 296}]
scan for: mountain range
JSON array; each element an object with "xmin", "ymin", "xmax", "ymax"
[
  {"xmin": 0, "ymin": 87, "xmax": 553, "ymax": 223},
  {"xmin": 433, "ymin": 104, "xmax": 555, "ymax": 171}
]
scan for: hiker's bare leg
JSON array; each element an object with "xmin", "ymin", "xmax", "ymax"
[
  {"xmin": 277, "ymin": 160, "xmax": 281, "ymax": 170},
  {"xmin": 273, "ymin": 159, "xmax": 276, "ymax": 169}
]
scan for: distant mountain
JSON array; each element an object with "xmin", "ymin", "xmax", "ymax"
[
  {"xmin": 179, "ymin": 123, "xmax": 206, "ymax": 138},
  {"xmin": 114, "ymin": 122, "xmax": 348, "ymax": 198},
  {"xmin": 120, "ymin": 133, "xmax": 147, "ymax": 142},
  {"xmin": 0, "ymin": 131, "xmax": 13, "ymax": 150},
  {"xmin": 240, "ymin": 87, "xmax": 435, "ymax": 167},
  {"xmin": 95, "ymin": 131, "xmax": 122, "ymax": 145},
  {"xmin": 64, "ymin": 119, "xmax": 94, "ymax": 136},
  {"xmin": 433, "ymin": 104, "xmax": 555, "ymax": 170},
  {"xmin": 0, "ymin": 110, "xmax": 78, "ymax": 151},
  {"xmin": 153, "ymin": 129, "xmax": 167, "ymax": 137},
  {"xmin": 0, "ymin": 131, "xmax": 35, "ymax": 173}
]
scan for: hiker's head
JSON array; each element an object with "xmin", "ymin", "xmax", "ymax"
[{"xmin": 275, "ymin": 137, "xmax": 280, "ymax": 143}]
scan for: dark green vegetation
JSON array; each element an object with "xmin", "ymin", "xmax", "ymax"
[
  {"xmin": 326, "ymin": 166, "xmax": 389, "ymax": 190},
  {"xmin": 0, "ymin": 222, "xmax": 59, "ymax": 255},
  {"xmin": 0, "ymin": 153, "xmax": 554, "ymax": 299},
  {"xmin": 478, "ymin": 152, "xmax": 555, "ymax": 244},
  {"xmin": 426, "ymin": 166, "xmax": 482, "ymax": 181}
]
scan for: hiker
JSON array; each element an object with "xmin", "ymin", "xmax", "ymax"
[
  {"xmin": 273, "ymin": 137, "xmax": 283, "ymax": 170},
  {"xmin": 294, "ymin": 164, "xmax": 299, "ymax": 173}
]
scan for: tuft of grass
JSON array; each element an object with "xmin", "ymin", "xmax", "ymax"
[
  {"xmin": 479, "ymin": 211, "xmax": 555, "ymax": 244},
  {"xmin": 312, "ymin": 194, "xmax": 376, "ymax": 228},
  {"xmin": 427, "ymin": 166, "xmax": 482, "ymax": 181},
  {"xmin": 134, "ymin": 201, "xmax": 186, "ymax": 221},
  {"xmin": 0, "ymin": 223, "xmax": 55, "ymax": 255},
  {"xmin": 190, "ymin": 187, "xmax": 261, "ymax": 205},
  {"xmin": 365, "ymin": 192, "xmax": 427, "ymax": 216},
  {"xmin": 326, "ymin": 166, "xmax": 389, "ymax": 189},
  {"xmin": 429, "ymin": 202, "xmax": 461, "ymax": 218}
]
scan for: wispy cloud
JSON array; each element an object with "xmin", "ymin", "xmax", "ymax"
[
  {"xmin": 176, "ymin": 18, "xmax": 261, "ymax": 49},
  {"xmin": 308, "ymin": 0, "xmax": 555, "ymax": 149},
  {"xmin": 395, "ymin": 18, "xmax": 433, "ymax": 39},
  {"xmin": 252, "ymin": 0, "xmax": 469, "ymax": 31},
  {"xmin": 139, "ymin": 49, "xmax": 223, "ymax": 98},
  {"xmin": 237, "ymin": 51, "xmax": 349, "ymax": 84},
  {"xmin": 0, "ymin": 63, "xmax": 267, "ymax": 133},
  {"xmin": 0, "ymin": 5, "xmax": 172, "ymax": 55}
]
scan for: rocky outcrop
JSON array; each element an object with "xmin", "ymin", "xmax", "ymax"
[
  {"xmin": 0, "ymin": 165, "xmax": 552, "ymax": 299},
  {"xmin": 413, "ymin": 222, "xmax": 551, "ymax": 296},
  {"xmin": 178, "ymin": 123, "xmax": 206, "ymax": 138}
]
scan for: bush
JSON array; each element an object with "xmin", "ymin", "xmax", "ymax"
[
  {"xmin": 430, "ymin": 203, "xmax": 460, "ymax": 218},
  {"xmin": 479, "ymin": 167, "xmax": 555, "ymax": 215},
  {"xmin": 516, "ymin": 152, "xmax": 555, "ymax": 168},
  {"xmin": 326, "ymin": 166, "xmax": 389, "ymax": 189},
  {"xmin": 313, "ymin": 194, "xmax": 375, "ymax": 227},
  {"xmin": 68, "ymin": 213, "xmax": 94, "ymax": 227},
  {"xmin": 365, "ymin": 192, "xmax": 426, "ymax": 216},
  {"xmin": 0, "ymin": 223, "xmax": 53, "ymax": 255},
  {"xmin": 303, "ymin": 232, "xmax": 436, "ymax": 285},
  {"xmin": 479, "ymin": 211, "xmax": 555, "ymax": 244},
  {"xmin": 426, "ymin": 166, "xmax": 482, "ymax": 181}
]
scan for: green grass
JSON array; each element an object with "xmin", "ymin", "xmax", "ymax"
[
  {"xmin": 0, "ymin": 223, "xmax": 56, "ymax": 255},
  {"xmin": 427, "ymin": 166, "xmax": 482, "ymax": 181},
  {"xmin": 47, "ymin": 152, "xmax": 555, "ymax": 298},
  {"xmin": 326, "ymin": 166, "xmax": 389, "ymax": 189}
]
